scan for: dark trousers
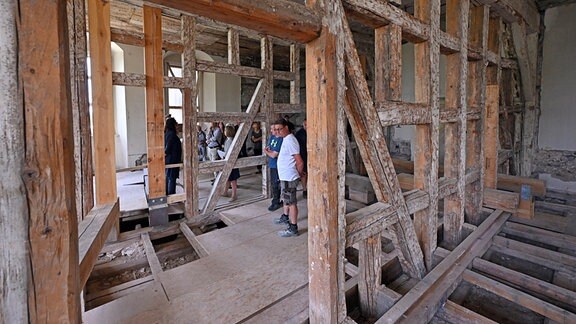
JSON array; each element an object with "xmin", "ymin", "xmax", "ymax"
[
  {"xmin": 166, "ymin": 168, "xmax": 179, "ymax": 195},
  {"xmin": 270, "ymin": 167, "xmax": 281, "ymax": 205}
]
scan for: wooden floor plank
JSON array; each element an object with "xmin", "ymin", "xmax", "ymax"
[{"xmin": 141, "ymin": 233, "xmax": 163, "ymax": 282}]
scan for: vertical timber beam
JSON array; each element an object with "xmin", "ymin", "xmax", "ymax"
[
  {"xmin": 20, "ymin": 0, "xmax": 80, "ymax": 321},
  {"xmin": 465, "ymin": 5, "xmax": 489, "ymax": 222},
  {"xmin": 1, "ymin": 1, "xmax": 28, "ymax": 322},
  {"xmin": 512, "ymin": 20, "xmax": 539, "ymax": 177},
  {"xmin": 68, "ymin": 0, "xmax": 93, "ymax": 221},
  {"xmin": 375, "ymin": 24, "xmax": 402, "ymax": 102},
  {"xmin": 443, "ymin": 0, "xmax": 469, "ymax": 247},
  {"xmin": 228, "ymin": 28, "xmax": 240, "ymax": 65},
  {"xmin": 414, "ymin": 0, "xmax": 441, "ymax": 270},
  {"xmin": 262, "ymin": 36, "xmax": 273, "ymax": 197},
  {"xmin": 144, "ymin": 6, "xmax": 168, "ymax": 225},
  {"xmin": 290, "ymin": 44, "xmax": 301, "ymax": 105},
  {"xmin": 484, "ymin": 17, "xmax": 502, "ymax": 189},
  {"xmin": 88, "ymin": 0, "xmax": 117, "ymax": 205},
  {"xmin": 182, "ymin": 15, "xmax": 198, "ymax": 218},
  {"xmin": 307, "ymin": 0, "xmax": 347, "ymax": 321}
]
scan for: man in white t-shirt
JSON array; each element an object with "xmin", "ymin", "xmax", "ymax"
[{"xmin": 266, "ymin": 118, "xmax": 304, "ymax": 237}]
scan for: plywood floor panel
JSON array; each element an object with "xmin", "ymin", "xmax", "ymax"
[{"xmin": 85, "ymin": 206, "xmax": 310, "ymax": 323}]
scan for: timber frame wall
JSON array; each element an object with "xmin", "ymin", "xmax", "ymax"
[{"xmin": 3, "ymin": 0, "xmax": 542, "ymax": 322}]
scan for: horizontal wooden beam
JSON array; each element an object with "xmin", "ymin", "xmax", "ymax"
[
  {"xmin": 471, "ymin": 257, "xmax": 576, "ymax": 308},
  {"xmin": 111, "ymin": 27, "xmax": 183, "ymax": 52},
  {"xmin": 377, "ymin": 102, "xmax": 482, "ymax": 126},
  {"xmin": 475, "ymin": 0, "xmax": 540, "ymax": 33},
  {"xmin": 179, "ymin": 223, "xmax": 209, "ymax": 258},
  {"xmin": 140, "ymin": 0, "xmax": 321, "ymax": 43},
  {"xmin": 343, "ymin": 0, "xmax": 429, "ymax": 42},
  {"xmin": 378, "ymin": 209, "xmax": 509, "ymax": 323},
  {"xmin": 483, "ymin": 188, "xmax": 519, "ymax": 213},
  {"xmin": 497, "ymin": 174, "xmax": 546, "ymax": 197},
  {"xmin": 78, "ymin": 200, "xmax": 120, "ymax": 289},
  {"xmin": 502, "ymin": 222, "xmax": 576, "ymax": 251},
  {"xmin": 463, "ymin": 270, "xmax": 576, "ymax": 323}
]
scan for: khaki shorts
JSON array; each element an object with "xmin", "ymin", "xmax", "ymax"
[{"xmin": 281, "ymin": 179, "xmax": 300, "ymax": 206}]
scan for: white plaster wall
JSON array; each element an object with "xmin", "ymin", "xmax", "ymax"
[
  {"xmin": 394, "ymin": 42, "xmax": 447, "ymax": 160},
  {"xmin": 118, "ymin": 44, "xmax": 147, "ymax": 166},
  {"xmin": 111, "ymin": 43, "xmax": 129, "ymax": 168},
  {"xmin": 537, "ymin": 4, "xmax": 576, "ymax": 192},
  {"xmin": 539, "ymin": 3, "xmax": 576, "ymax": 151}
]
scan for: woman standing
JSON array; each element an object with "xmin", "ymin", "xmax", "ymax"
[
  {"xmin": 164, "ymin": 117, "xmax": 182, "ymax": 195},
  {"xmin": 222, "ymin": 125, "xmax": 240, "ymax": 201}
]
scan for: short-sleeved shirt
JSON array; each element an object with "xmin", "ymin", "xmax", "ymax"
[
  {"xmin": 267, "ymin": 135, "xmax": 283, "ymax": 169},
  {"xmin": 277, "ymin": 133, "xmax": 300, "ymax": 181}
]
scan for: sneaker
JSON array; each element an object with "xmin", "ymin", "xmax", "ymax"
[
  {"xmin": 273, "ymin": 214, "xmax": 289, "ymax": 225},
  {"xmin": 302, "ymin": 190, "xmax": 307, "ymax": 199},
  {"xmin": 278, "ymin": 226, "xmax": 299, "ymax": 237},
  {"xmin": 268, "ymin": 203, "xmax": 282, "ymax": 211}
]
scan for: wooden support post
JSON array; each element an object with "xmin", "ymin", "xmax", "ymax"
[
  {"xmin": 465, "ymin": 5, "xmax": 489, "ymax": 223},
  {"xmin": 512, "ymin": 20, "xmax": 539, "ymax": 177},
  {"xmin": 88, "ymin": 0, "xmax": 117, "ymax": 205},
  {"xmin": 67, "ymin": 0, "xmax": 93, "ymax": 221},
  {"xmin": 182, "ymin": 16, "xmax": 199, "ymax": 218},
  {"xmin": 484, "ymin": 17, "xmax": 501, "ymax": 189},
  {"xmin": 1, "ymin": 1, "xmax": 28, "ymax": 322},
  {"xmin": 307, "ymin": 1, "xmax": 347, "ymax": 322},
  {"xmin": 375, "ymin": 24, "xmax": 402, "ymax": 103},
  {"xmin": 144, "ymin": 6, "xmax": 168, "ymax": 225},
  {"xmin": 413, "ymin": 0, "xmax": 440, "ymax": 270},
  {"xmin": 20, "ymin": 0, "xmax": 80, "ymax": 321},
  {"xmin": 443, "ymin": 0, "xmax": 469, "ymax": 247},
  {"xmin": 290, "ymin": 44, "xmax": 301, "ymax": 105},
  {"xmin": 261, "ymin": 36, "xmax": 273, "ymax": 197},
  {"xmin": 228, "ymin": 28, "xmax": 240, "ymax": 65}
]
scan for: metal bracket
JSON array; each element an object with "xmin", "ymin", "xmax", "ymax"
[{"xmin": 148, "ymin": 196, "xmax": 168, "ymax": 226}]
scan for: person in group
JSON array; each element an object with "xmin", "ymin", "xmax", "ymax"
[
  {"xmin": 197, "ymin": 125, "xmax": 207, "ymax": 161},
  {"xmin": 294, "ymin": 119, "xmax": 308, "ymax": 198},
  {"xmin": 250, "ymin": 122, "xmax": 263, "ymax": 171},
  {"xmin": 264, "ymin": 124, "xmax": 283, "ymax": 211},
  {"xmin": 272, "ymin": 118, "xmax": 304, "ymax": 237},
  {"xmin": 164, "ymin": 117, "xmax": 182, "ymax": 195},
  {"xmin": 206, "ymin": 122, "xmax": 223, "ymax": 181},
  {"xmin": 222, "ymin": 125, "xmax": 240, "ymax": 202},
  {"xmin": 283, "ymin": 114, "xmax": 295, "ymax": 132},
  {"xmin": 235, "ymin": 121, "xmax": 248, "ymax": 158}
]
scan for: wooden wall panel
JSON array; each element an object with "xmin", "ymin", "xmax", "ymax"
[
  {"xmin": 484, "ymin": 17, "xmax": 502, "ymax": 189},
  {"xmin": 20, "ymin": 0, "xmax": 80, "ymax": 321},
  {"xmin": 465, "ymin": 5, "xmax": 489, "ymax": 222}
]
